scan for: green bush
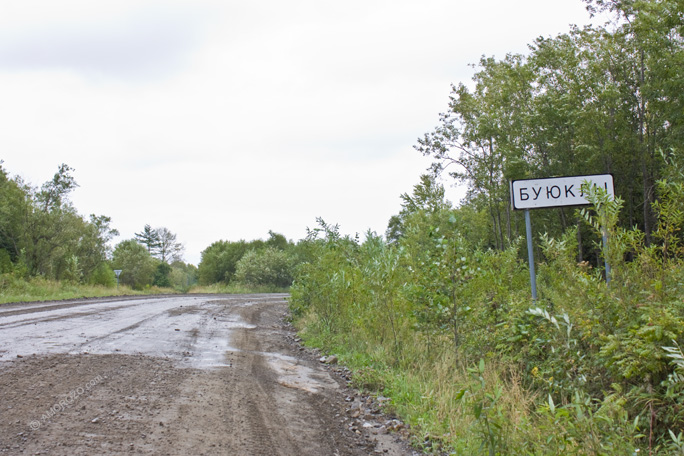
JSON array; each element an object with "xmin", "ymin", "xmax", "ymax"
[
  {"xmin": 111, "ymin": 240, "xmax": 156, "ymax": 290},
  {"xmin": 197, "ymin": 240, "xmax": 249, "ymax": 285},
  {"xmin": 88, "ymin": 262, "xmax": 116, "ymax": 287},
  {"xmin": 234, "ymin": 247, "xmax": 293, "ymax": 288},
  {"xmin": 0, "ymin": 249, "xmax": 12, "ymax": 274},
  {"xmin": 169, "ymin": 261, "xmax": 198, "ymax": 292},
  {"xmin": 152, "ymin": 262, "xmax": 172, "ymax": 288}
]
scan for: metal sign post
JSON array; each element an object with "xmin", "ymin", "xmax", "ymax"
[
  {"xmin": 114, "ymin": 269, "xmax": 122, "ymax": 289},
  {"xmin": 511, "ymin": 174, "xmax": 615, "ymax": 300},
  {"xmin": 524, "ymin": 209, "xmax": 538, "ymax": 301}
]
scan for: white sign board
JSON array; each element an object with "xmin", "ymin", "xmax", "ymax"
[{"xmin": 511, "ymin": 174, "xmax": 614, "ymax": 210}]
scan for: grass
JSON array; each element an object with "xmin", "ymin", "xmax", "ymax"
[
  {"xmin": 0, "ymin": 275, "xmax": 289, "ymax": 305},
  {"xmin": 189, "ymin": 283, "xmax": 290, "ymax": 294},
  {"xmin": 296, "ymin": 321, "xmax": 545, "ymax": 454},
  {"xmin": 0, "ymin": 274, "xmax": 180, "ymax": 305}
]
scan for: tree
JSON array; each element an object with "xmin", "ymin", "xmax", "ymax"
[
  {"xmin": 36, "ymin": 163, "xmax": 78, "ymax": 212},
  {"xmin": 20, "ymin": 164, "xmax": 88, "ymax": 279},
  {"xmin": 156, "ymin": 227, "xmax": 184, "ymax": 263},
  {"xmin": 0, "ymin": 162, "xmax": 30, "ymax": 263},
  {"xmin": 386, "ymin": 174, "xmax": 450, "ymax": 245},
  {"xmin": 169, "ymin": 261, "xmax": 198, "ymax": 291},
  {"xmin": 197, "ymin": 236, "xmax": 280, "ymax": 285},
  {"xmin": 0, "ymin": 162, "xmax": 119, "ymax": 283},
  {"xmin": 417, "ymin": 3, "xmax": 684, "ymax": 252},
  {"xmin": 265, "ymin": 230, "xmax": 290, "ymax": 251},
  {"xmin": 153, "ymin": 262, "xmax": 172, "ymax": 287},
  {"xmin": 135, "ymin": 224, "xmax": 161, "ymax": 255},
  {"xmin": 77, "ymin": 215, "xmax": 119, "ymax": 282},
  {"xmin": 135, "ymin": 225, "xmax": 184, "ymax": 263},
  {"xmin": 111, "ymin": 240, "xmax": 156, "ymax": 289},
  {"xmin": 416, "ymin": 54, "xmax": 535, "ymax": 249},
  {"xmin": 198, "ymin": 240, "xmax": 249, "ymax": 284}
]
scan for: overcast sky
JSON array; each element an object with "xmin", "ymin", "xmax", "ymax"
[{"xmin": 0, "ymin": 0, "xmax": 603, "ymax": 265}]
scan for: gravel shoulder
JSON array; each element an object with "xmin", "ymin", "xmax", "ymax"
[{"xmin": 0, "ymin": 294, "xmax": 418, "ymax": 455}]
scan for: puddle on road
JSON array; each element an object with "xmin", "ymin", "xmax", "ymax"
[
  {"xmin": 219, "ymin": 349, "xmax": 337, "ymax": 394},
  {"xmin": 216, "ymin": 321, "xmax": 257, "ymax": 330},
  {"xmin": 184, "ymin": 327, "xmax": 335, "ymax": 394},
  {"xmin": 184, "ymin": 335, "xmax": 234, "ymax": 369},
  {"xmin": 267, "ymin": 353, "xmax": 330, "ymax": 394},
  {"xmin": 166, "ymin": 305, "xmax": 202, "ymax": 317},
  {"xmin": 1, "ymin": 295, "xmax": 329, "ymax": 393}
]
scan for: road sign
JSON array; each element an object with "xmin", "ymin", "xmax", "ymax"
[
  {"xmin": 114, "ymin": 270, "xmax": 122, "ymax": 278},
  {"xmin": 511, "ymin": 174, "xmax": 614, "ymax": 210},
  {"xmin": 511, "ymin": 173, "xmax": 616, "ymax": 300}
]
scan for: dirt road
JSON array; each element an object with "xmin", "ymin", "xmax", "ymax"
[{"xmin": 0, "ymin": 294, "xmax": 417, "ymax": 455}]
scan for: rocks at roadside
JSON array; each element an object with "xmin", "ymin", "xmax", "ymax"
[
  {"xmin": 342, "ymin": 394, "xmax": 408, "ymax": 438},
  {"xmin": 319, "ymin": 355, "xmax": 338, "ymax": 365},
  {"xmin": 282, "ymin": 323, "xmax": 420, "ymax": 455}
]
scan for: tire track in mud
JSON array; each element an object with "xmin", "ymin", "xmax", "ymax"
[{"xmin": 0, "ymin": 294, "xmax": 416, "ymax": 455}]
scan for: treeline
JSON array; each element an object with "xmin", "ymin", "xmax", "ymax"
[
  {"xmin": 0, "ymin": 162, "xmax": 198, "ymax": 292},
  {"xmin": 0, "ymin": 163, "xmax": 119, "ymax": 284},
  {"xmin": 112, "ymin": 225, "xmax": 195, "ymax": 291},
  {"xmin": 197, "ymin": 231, "xmax": 302, "ymax": 290},
  {"xmin": 416, "ymin": 0, "xmax": 684, "ymax": 258},
  {"xmin": 0, "ymin": 161, "xmax": 302, "ymax": 294},
  {"xmin": 290, "ymin": 1, "xmax": 684, "ymax": 454}
]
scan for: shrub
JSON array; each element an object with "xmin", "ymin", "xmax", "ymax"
[
  {"xmin": 234, "ymin": 247, "xmax": 293, "ymax": 288},
  {"xmin": 88, "ymin": 262, "xmax": 116, "ymax": 287}
]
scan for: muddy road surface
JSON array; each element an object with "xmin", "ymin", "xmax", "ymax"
[{"xmin": 0, "ymin": 294, "xmax": 416, "ymax": 455}]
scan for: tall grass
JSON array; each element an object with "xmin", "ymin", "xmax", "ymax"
[{"xmin": 0, "ymin": 274, "xmax": 161, "ymax": 305}]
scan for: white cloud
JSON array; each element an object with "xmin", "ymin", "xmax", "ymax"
[
  {"xmin": 0, "ymin": 0, "xmax": 601, "ymax": 264},
  {"xmin": 0, "ymin": 1, "xmax": 218, "ymax": 81}
]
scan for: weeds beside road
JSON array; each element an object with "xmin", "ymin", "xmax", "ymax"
[
  {"xmin": 290, "ymin": 188, "xmax": 684, "ymax": 455},
  {"xmin": 0, "ymin": 275, "xmax": 288, "ymax": 305}
]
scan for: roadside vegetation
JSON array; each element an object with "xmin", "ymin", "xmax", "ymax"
[
  {"xmin": 0, "ymin": 276, "xmax": 164, "ymax": 305},
  {"xmin": 292, "ymin": 169, "xmax": 684, "ymax": 454},
  {"xmin": 290, "ymin": 1, "xmax": 684, "ymax": 454},
  {"xmin": 0, "ymin": 163, "xmax": 299, "ymax": 304},
  {"xmin": 0, "ymin": 161, "xmax": 200, "ymax": 302},
  {"xmin": 196, "ymin": 230, "xmax": 301, "ymax": 292}
]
